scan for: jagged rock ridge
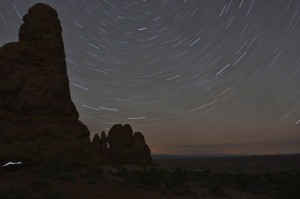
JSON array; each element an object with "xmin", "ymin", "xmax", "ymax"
[{"xmin": 93, "ymin": 124, "xmax": 152, "ymax": 165}]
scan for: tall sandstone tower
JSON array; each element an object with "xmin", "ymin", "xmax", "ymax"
[
  {"xmin": 0, "ymin": 3, "xmax": 152, "ymax": 167},
  {"xmin": 0, "ymin": 4, "xmax": 97, "ymax": 166}
]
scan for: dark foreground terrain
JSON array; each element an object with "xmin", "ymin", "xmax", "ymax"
[
  {"xmin": 153, "ymin": 153, "xmax": 300, "ymax": 173},
  {"xmin": 1, "ymin": 154, "xmax": 300, "ymax": 199}
]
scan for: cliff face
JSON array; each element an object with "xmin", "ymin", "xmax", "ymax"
[{"xmin": 0, "ymin": 4, "xmax": 96, "ymax": 166}]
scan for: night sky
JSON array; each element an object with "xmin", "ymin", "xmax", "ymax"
[{"xmin": 1, "ymin": 0, "xmax": 300, "ymax": 155}]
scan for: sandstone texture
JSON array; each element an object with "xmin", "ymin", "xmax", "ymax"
[{"xmin": 0, "ymin": 3, "xmax": 96, "ymax": 166}]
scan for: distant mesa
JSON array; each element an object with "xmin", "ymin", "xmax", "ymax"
[{"xmin": 0, "ymin": 3, "xmax": 152, "ymax": 167}]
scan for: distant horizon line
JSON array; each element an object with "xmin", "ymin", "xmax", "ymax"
[{"xmin": 152, "ymin": 153, "xmax": 300, "ymax": 158}]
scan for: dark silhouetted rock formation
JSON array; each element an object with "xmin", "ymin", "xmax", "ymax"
[
  {"xmin": 106, "ymin": 124, "xmax": 152, "ymax": 165},
  {"xmin": 107, "ymin": 124, "xmax": 132, "ymax": 163},
  {"xmin": 100, "ymin": 131, "xmax": 109, "ymax": 161},
  {"xmin": 91, "ymin": 134, "xmax": 102, "ymax": 164},
  {"xmin": 0, "ymin": 3, "xmax": 152, "ymax": 167},
  {"xmin": 131, "ymin": 132, "xmax": 152, "ymax": 164},
  {"xmin": 0, "ymin": 3, "xmax": 96, "ymax": 166}
]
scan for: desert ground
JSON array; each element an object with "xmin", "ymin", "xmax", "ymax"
[{"xmin": 1, "ymin": 154, "xmax": 299, "ymax": 199}]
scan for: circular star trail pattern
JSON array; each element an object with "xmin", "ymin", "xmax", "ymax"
[{"xmin": 1, "ymin": 0, "xmax": 300, "ymax": 155}]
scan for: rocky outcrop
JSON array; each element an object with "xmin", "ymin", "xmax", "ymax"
[
  {"xmin": 0, "ymin": 3, "xmax": 96, "ymax": 166},
  {"xmin": 131, "ymin": 132, "xmax": 152, "ymax": 164},
  {"xmin": 91, "ymin": 134, "xmax": 102, "ymax": 164},
  {"xmin": 107, "ymin": 124, "xmax": 132, "ymax": 163},
  {"xmin": 124, "ymin": 124, "xmax": 134, "ymax": 144},
  {"xmin": 101, "ymin": 131, "xmax": 109, "ymax": 161},
  {"xmin": 0, "ymin": 3, "xmax": 152, "ymax": 167},
  {"xmin": 105, "ymin": 124, "xmax": 152, "ymax": 165}
]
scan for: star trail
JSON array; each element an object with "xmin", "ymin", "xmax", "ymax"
[{"xmin": 1, "ymin": 0, "xmax": 300, "ymax": 155}]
